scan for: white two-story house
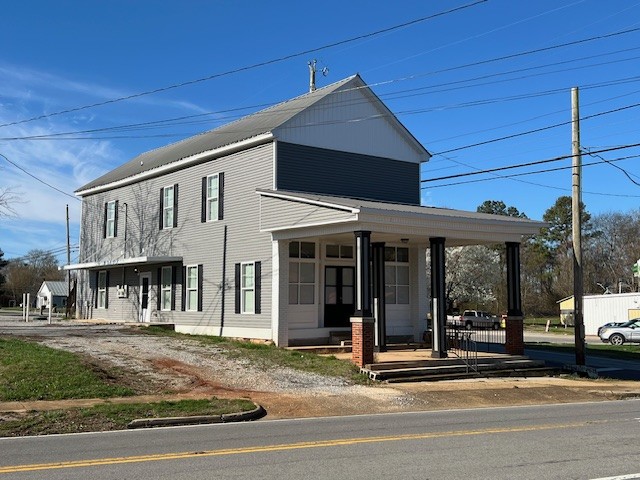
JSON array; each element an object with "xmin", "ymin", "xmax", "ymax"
[{"xmin": 67, "ymin": 74, "xmax": 542, "ymax": 355}]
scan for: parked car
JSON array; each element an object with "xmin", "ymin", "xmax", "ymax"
[
  {"xmin": 596, "ymin": 322, "xmax": 624, "ymax": 337},
  {"xmin": 598, "ymin": 318, "xmax": 640, "ymax": 345},
  {"xmin": 448, "ymin": 310, "xmax": 501, "ymax": 330}
]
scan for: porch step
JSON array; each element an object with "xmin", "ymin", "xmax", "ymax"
[{"xmin": 362, "ymin": 356, "xmax": 549, "ymax": 382}]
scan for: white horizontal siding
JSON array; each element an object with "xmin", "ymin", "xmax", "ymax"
[{"xmin": 274, "ymin": 86, "xmax": 424, "ymax": 164}]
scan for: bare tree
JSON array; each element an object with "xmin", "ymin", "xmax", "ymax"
[{"xmin": 0, "ymin": 186, "xmax": 22, "ymax": 217}]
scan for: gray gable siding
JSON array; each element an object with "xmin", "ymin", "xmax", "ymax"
[
  {"xmin": 78, "ymin": 143, "xmax": 274, "ymax": 331},
  {"xmin": 276, "ymin": 142, "xmax": 420, "ymax": 205},
  {"xmin": 260, "ymin": 195, "xmax": 356, "ymax": 231}
]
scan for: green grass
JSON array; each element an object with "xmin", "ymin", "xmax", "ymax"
[
  {"xmin": 523, "ymin": 317, "xmax": 575, "ymax": 335},
  {"xmin": 0, "ymin": 397, "xmax": 256, "ymax": 437},
  {"xmin": 142, "ymin": 326, "xmax": 369, "ymax": 384},
  {"xmin": 526, "ymin": 342, "xmax": 640, "ymax": 361},
  {"xmin": 0, "ymin": 337, "xmax": 134, "ymax": 401}
]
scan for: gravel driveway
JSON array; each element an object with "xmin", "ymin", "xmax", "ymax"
[{"xmin": 2, "ymin": 316, "xmax": 638, "ymax": 419}]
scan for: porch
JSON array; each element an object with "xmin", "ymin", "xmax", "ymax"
[{"xmin": 292, "ymin": 345, "xmax": 553, "ymax": 382}]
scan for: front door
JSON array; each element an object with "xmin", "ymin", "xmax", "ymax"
[
  {"xmin": 139, "ymin": 272, "xmax": 152, "ymax": 323},
  {"xmin": 324, "ymin": 266, "xmax": 355, "ymax": 328}
]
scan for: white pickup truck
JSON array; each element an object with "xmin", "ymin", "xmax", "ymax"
[{"xmin": 448, "ymin": 310, "xmax": 501, "ymax": 330}]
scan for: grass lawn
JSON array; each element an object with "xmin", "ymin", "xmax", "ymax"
[
  {"xmin": 524, "ymin": 317, "xmax": 575, "ymax": 335},
  {"xmin": 0, "ymin": 337, "xmax": 261, "ymax": 437},
  {"xmin": 0, "ymin": 398, "xmax": 256, "ymax": 437},
  {"xmin": 142, "ymin": 326, "xmax": 369, "ymax": 384},
  {"xmin": 0, "ymin": 337, "xmax": 135, "ymax": 401}
]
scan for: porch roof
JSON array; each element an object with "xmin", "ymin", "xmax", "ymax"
[
  {"xmin": 62, "ymin": 256, "xmax": 183, "ymax": 271},
  {"xmin": 257, "ymin": 189, "xmax": 546, "ymax": 246}
]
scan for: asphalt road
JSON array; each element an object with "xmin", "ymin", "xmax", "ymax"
[{"xmin": 1, "ymin": 400, "xmax": 639, "ymax": 480}]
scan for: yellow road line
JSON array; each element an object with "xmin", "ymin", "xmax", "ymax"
[{"xmin": 0, "ymin": 421, "xmax": 590, "ymax": 474}]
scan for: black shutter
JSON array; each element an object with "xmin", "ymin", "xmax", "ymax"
[
  {"xmin": 197, "ymin": 264, "xmax": 203, "ymax": 312},
  {"xmin": 103, "ymin": 203, "xmax": 108, "ymax": 238},
  {"xmin": 201, "ymin": 176, "xmax": 207, "ymax": 223},
  {"xmin": 104, "ymin": 271, "xmax": 110, "ymax": 309},
  {"xmin": 114, "ymin": 200, "xmax": 119, "ymax": 237},
  {"xmin": 173, "ymin": 183, "xmax": 178, "ymax": 228},
  {"xmin": 181, "ymin": 266, "xmax": 186, "ymax": 311},
  {"xmin": 234, "ymin": 263, "xmax": 241, "ymax": 314},
  {"xmin": 157, "ymin": 267, "xmax": 162, "ymax": 310},
  {"xmin": 218, "ymin": 172, "xmax": 224, "ymax": 221},
  {"xmin": 159, "ymin": 187, "xmax": 164, "ymax": 230},
  {"xmin": 171, "ymin": 266, "xmax": 177, "ymax": 311},
  {"xmin": 255, "ymin": 261, "xmax": 261, "ymax": 314}
]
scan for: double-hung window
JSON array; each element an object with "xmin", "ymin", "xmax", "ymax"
[
  {"xmin": 105, "ymin": 201, "xmax": 117, "ymax": 238},
  {"xmin": 385, "ymin": 247, "xmax": 410, "ymax": 305},
  {"xmin": 234, "ymin": 261, "xmax": 261, "ymax": 314},
  {"xmin": 289, "ymin": 241, "xmax": 316, "ymax": 305},
  {"xmin": 103, "ymin": 200, "xmax": 118, "ymax": 238},
  {"xmin": 201, "ymin": 172, "xmax": 224, "ymax": 222},
  {"xmin": 160, "ymin": 184, "xmax": 178, "ymax": 229},
  {"xmin": 241, "ymin": 263, "xmax": 255, "ymax": 314},
  {"xmin": 97, "ymin": 271, "xmax": 107, "ymax": 309},
  {"xmin": 161, "ymin": 266, "xmax": 172, "ymax": 311},
  {"xmin": 186, "ymin": 265, "xmax": 198, "ymax": 311}
]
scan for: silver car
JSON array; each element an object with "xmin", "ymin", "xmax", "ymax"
[{"xmin": 598, "ymin": 318, "xmax": 640, "ymax": 346}]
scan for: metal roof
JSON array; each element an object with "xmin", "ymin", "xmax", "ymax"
[
  {"xmin": 77, "ymin": 75, "xmax": 361, "ymax": 193},
  {"xmin": 40, "ymin": 281, "xmax": 69, "ymax": 297},
  {"xmin": 257, "ymin": 189, "xmax": 545, "ymax": 227}
]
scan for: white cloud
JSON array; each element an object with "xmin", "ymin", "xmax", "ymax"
[{"xmin": 0, "ymin": 61, "xmax": 212, "ymax": 259}]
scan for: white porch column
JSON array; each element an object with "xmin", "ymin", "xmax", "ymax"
[{"xmin": 271, "ymin": 239, "xmax": 290, "ymax": 346}]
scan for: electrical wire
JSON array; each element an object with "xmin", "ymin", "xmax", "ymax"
[
  {"xmin": 422, "ymin": 143, "xmax": 640, "ymax": 182},
  {"xmin": 0, "ymin": 0, "xmax": 487, "ymax": 130}
]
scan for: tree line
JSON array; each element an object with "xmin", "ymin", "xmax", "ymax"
[
  {"xmin": 446, "ymin": 197, "xmax": 640, "ymax": 316},
  {"xmin": 0, "ymin": 249, "xmax": 64, "ymax": 306}
]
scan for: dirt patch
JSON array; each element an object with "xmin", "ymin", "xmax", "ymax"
[{"xmin": 3, "ymin": 323, "xmax": 640, "ymax": 419}]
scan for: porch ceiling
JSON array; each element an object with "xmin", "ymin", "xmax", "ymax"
[{"xmin": 258, "ymin": 189, "xmax": 546, "ymax": 247}]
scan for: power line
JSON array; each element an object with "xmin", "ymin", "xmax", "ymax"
[
  {"xmin": 422, "ymin": 143, "xmax": 640, "ymax": 182},
  {"xmin": 433, "ymin": 101, "xmax": 640, "ymax": 155},
  {"xmin": 582, "ymin": 146, "xmax": 640, "ymax": 186},
  {"xmin": 0, "ymin": 153, "xmax": 79, "ymax": 201},
  {"xmin": 0, "ymin": 0, "xmax": 487, "ymax": 130},
  {"xmin": 422, "ymin": 153, "xmax": 640, "ymax": 198}
]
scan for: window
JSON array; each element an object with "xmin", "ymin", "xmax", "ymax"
[
  {"xmin": 289, "ymin": 262, "xmax": 315, "ymax": 305},
  {"xmin": 105, "ymin": 201, "xmax": 117, "ymax": 238},
  {"xmin": 186, "ymin": 265, "xmax": 198, "ymax": 311},
  {"xmin": 160, "ymin": 184, "xmax": 178, "ymax": 229},
  {"xmin": 161, "ymin": 266, "xmax": 172, "ymax": 311},
  {"xmin": 235, "ymin": 261, "xmax": 260, "ymax": 314},
  {"xmin": 241, "ymin": 263, "xmax": 255, "ymax": 314},
  {"xmin": 97, "ymin": 271, "xmax": 107, "ymax": 309},
  {"xmin": 385, "ymin": 247, "xmax": 409, "ymax": 305},
  {"xmin": 326, "ymin": 244, "xmax": 353, "ymax": 259},
  {"xmin": 201, "ymin": 172, "xmax": 224, "ymax": 222},
  {"xmin": 288, "ymin": 241, "xmax": 316, "ymax": 305},
  {"xmin": 289, "ymin": 241, "xmax": 315, "ymax": 259}
]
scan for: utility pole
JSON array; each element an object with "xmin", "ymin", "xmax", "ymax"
[
  {"xmin": 572, "ymin": 87, "xmax": 586, "ymax": 366},
  {"xmin": 66, "ymin": 204, "xmax": 71, "ymax": 318}
]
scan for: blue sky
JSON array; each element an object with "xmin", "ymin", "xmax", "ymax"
[{"xmin": 1, "ymin": 0, "xmax": 640, "ymax": 263}]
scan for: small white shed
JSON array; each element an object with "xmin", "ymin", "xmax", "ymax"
[
  {"xmin": 36, "ymin": 281, "xmax": 69, "ymax": 309},
  {"xmin": 583, "ymin": 292, "xmax": 640, "ymax": 335}
]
